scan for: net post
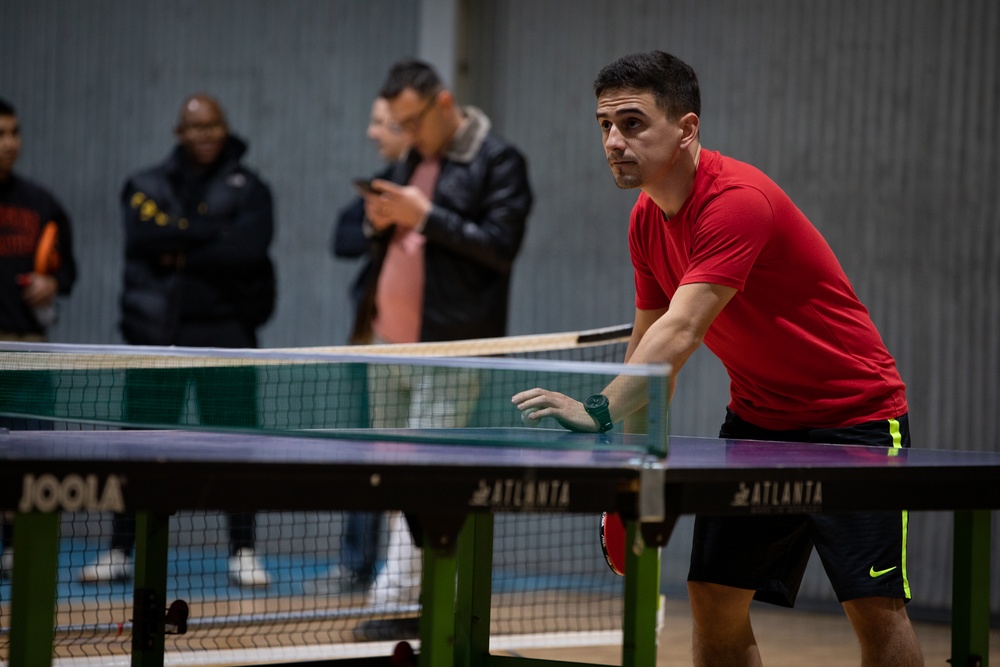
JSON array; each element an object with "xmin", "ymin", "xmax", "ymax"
[{"xmin": 645, "ymin": 365, "xmax": 671, "ymax": 457}]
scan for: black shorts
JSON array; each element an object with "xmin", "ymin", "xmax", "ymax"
[{"xmin": 687, "ymin": 410, "xmax": 913, "ymax": 607}]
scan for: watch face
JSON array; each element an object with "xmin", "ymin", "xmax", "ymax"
[{"xmin": 585, "ymin": 394, "xmax": 609, "ymax": 410}]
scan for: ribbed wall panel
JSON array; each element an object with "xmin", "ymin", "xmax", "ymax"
[
  {"xmin": 464, "ymin": 0, "xmax": 1000, "ymax": 614},
  {"xmin": 0, "ymin": 0, "xmax": 417, "ymax": 346},
  {"xmin": 1, "ymin": 0, "xmax": 997, "ymax": 616}
]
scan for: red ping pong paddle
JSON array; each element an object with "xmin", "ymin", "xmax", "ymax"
[
  {"xmin": 391, "ymin": 640, "xmax": 416, "ymax": 666},
  {"xmin": 600, "ymin": 511, "xmax": 627, "ymax": 576}
]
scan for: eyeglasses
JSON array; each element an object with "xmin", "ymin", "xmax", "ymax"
[{"xmin": 395, "ymin": 91, "xmax": 439, "ymax": 133}]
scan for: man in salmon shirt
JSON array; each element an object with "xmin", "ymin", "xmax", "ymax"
[
  {"xmin": 351, "ymin": 59, "xmax": 533, "ymax": 641},
  {"xmin": 514, "ymin": 51, "xmax": 922, "ymax": 666}
]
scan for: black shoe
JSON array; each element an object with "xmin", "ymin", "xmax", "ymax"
[{"xmin": 353, "ymin": 617, "xmax": 420, "ymax": 642}]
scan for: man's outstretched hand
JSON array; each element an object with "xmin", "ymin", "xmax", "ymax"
[{"xmin": 511, "ymin": 388, "xmax": 597, "ymax": 432}]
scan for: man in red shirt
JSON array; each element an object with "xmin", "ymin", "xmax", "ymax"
[{"xmin": 513, "ymin": 51, "xmax": 922, "ymax": 666}]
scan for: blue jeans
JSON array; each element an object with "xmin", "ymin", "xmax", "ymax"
[{"xmin": 341, "ymin": 512, "xmax": 384, "ymax": 583}]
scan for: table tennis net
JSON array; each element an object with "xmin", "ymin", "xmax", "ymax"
[
  {"xmin": 0, "ymin": 323, "xmax": 669, "ymax": 451},
  {"xmin": 0, "ymin": 324, "xmax": 669, "ymax": 662}
]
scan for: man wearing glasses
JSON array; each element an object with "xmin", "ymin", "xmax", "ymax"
[{"xmin": 350, "ymin": 59, "xmax": 533, "ymax": 640}]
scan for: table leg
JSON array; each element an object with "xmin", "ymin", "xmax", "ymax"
[
  {"xmin": 9, "ymin": 511, "xmax": 59, "ymax": 667},
  {"xmin": 419, "ymin": 520, "xmax": 461, "ymax": 667},
  {"xmin": 131, "ymin": 511, "xmax": 170, "ymax": 667},
  {"xmin": 622, "ymin": 518, "xmax": 663, "ymax": 667},
  {"xmin": 455, "ymin": 514, "xmax": 493, "ymax": 667},
  {"xmin": 951, "ymin": 510, "xmax": 991, "ymax": 667}
]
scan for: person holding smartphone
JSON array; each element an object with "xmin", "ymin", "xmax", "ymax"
[
  {"xmin": 347, "ymin": 59, "xmax": 533, "ymax": 642},
  {"xmin": 316, "ymin": 97, "xmax": 410, "ymax": 598}
]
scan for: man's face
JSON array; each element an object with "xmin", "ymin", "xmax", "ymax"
[
  {"xmin": 388, "ymin": 87, "xmax": 448, "ymax": 158},
  {"xmin": 596, "ymin": 89, "xmax": 687, "ymax": 190},
  {"xmin": 176, "ymin": 98, "xmax": 228, "ymax": 167},
  {"xmin": 0, "ymin": 114, "xmax": 21, "ymax": 179},
  {"xmin": 367, "ymin": 98, "xmax": 409, "ymax": 162}
]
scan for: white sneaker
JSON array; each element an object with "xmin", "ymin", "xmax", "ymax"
[
  {"xmin": 228, "ymin": 548, "xmax": 270, "ymax": 587},
  {"xmin": 78, "ymin": 549, "xmax": 133, "ymax": 582},
  {"xmin": 1, "ymin": 549, "xmax": 12, "ymax": 578}
]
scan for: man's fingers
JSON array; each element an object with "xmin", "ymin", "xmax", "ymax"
[{"xmin": 511, "ymin": 388, "xmax": 543, "ymax": 406}]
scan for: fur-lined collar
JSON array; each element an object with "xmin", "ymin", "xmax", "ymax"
[{"xmin": 444, "ymin": 106, "xmax": 492, "ymax": 163}]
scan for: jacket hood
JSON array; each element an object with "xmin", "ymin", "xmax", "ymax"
[{"xmin": 165, "ymin": 134, "xmax": 249, "ymax": 176}]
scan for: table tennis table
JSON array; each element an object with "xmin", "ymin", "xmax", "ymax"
[{"xmin": 1, "ymin": 427, "xmax": 999, "ymax": 667}]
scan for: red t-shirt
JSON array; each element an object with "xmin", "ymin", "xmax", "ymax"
[{"xmin": 630, "ymin": 150, "xmax": 906, "ymax": 430}]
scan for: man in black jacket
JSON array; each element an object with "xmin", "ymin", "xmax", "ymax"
[
  {"xmin": 351, "ymin": 59, "xmax": 532, "ymax": 640},
  {"xmin": 78, "ymin": 94, "xmax": 276, "ymax": 587},
  {"xmin": 0, "ymin": 96, "xmax": 78, "ymax": 578}
]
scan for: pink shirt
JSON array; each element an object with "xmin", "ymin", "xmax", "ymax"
[
  {"xmin": 372, "ymin": 157, "xmax": 441, "ymax": 343},
  {"xmin": 630, "ymin": 150, "xmax": 906, "ymax": 429}
]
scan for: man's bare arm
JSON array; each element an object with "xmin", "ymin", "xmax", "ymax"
[{"xmin": 512, "ymin": 282, "xmax": 736, "ymax": 430}]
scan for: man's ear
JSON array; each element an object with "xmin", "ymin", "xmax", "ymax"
[
  {"xmin": 678, "ymin": 112, "xmax": 700, "ymax": 148},
  {"xmin": 437, "ymin": 89, "xmax": 455, "ymax": 112}
]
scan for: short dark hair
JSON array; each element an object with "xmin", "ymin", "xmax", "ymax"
[
  {"xmin": 379, "ymin": 59, "xmax": 443, "ymax": 100},
  {"xmin": 0, "ymin": 97, "xmax": 15, "ymax": 117},
  {"xmin": 594, "ymin": 51, "xmax": 701, "ymax": 120}
]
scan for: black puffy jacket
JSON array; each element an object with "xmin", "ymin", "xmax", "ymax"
[{"xmin": 118, "ymin": 136, "xmax": 275, "ymax": 345}]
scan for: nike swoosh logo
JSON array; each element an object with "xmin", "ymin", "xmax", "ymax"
[{"xmin": 869, "ymin": 566, "xmax": 898, "ymax": 578}]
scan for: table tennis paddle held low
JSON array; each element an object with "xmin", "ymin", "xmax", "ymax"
[
  {"xmin": 15, "ymin": 221, "xmax": 60, "ymax": 327},
  {"xmin": 600, "ymin": 511, "xmax": 627, "ymax": 576}
]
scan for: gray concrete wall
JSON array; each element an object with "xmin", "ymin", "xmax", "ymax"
[{"xmin": 3, "ymin": 0, "xmax": 997, "ymax": 616}]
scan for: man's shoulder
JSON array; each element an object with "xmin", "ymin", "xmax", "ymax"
[
  {"xmin": 3, "ymin": 173, "xmax": 67, "ymax": 214},
  {"xmin": 124, "ymin": 158, "xmax": 170, "ymax": 189},
  {"xmin": 123, "ymin": 155, "xmax": 269, "ymax": 194},
  {"xmin": 226, "ymin": 162, "xmax": 270, "ymax": 191},
  {"xmin": 6, "ymin": 173, "xmax": 56, "ymax": 200},
  {"xmin": 478, "ymin": 131, "xmax": 525, "ymax": 161},
  {"xmin": 218, "ymin": 144, "xmax": 271, "ymax": 193},
  {"xmin": 706, "ymin": 150, "xmax": 779, "ymax": 192}
]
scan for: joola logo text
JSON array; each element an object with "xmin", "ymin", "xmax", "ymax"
[
  {"xmin": 18, "ymin": 474, "xmax": 126, "ymax": 513},
  {"xmin": 469, "ymin": 478, "xmax": 570, "ymax": 510},
  {"xmin": 730, "ymin": 479, "xmax": 822, "ymax": 513}
]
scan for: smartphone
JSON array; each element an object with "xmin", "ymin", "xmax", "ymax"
[{"xmin": 353, "ymin": 178, "xmax": 381, "ymax": 195}]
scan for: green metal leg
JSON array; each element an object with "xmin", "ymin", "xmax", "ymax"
[
  {"xmin": 455, "ymin": 514, "xmax": 493, "ymax": 667},
  {"xmin": 622, "ymin": 519, "xmax": 661, "ymax": 667},
  {"xmin": 131, "ymin": 511, "xmax": 171, "ymax": 667},
  {"xmin": 420, "ymin": 529, "xmax": 459, "ymax": 667},
  {"xmin": 9, "ymin": 511, "xmax": 60, "ymax": 667},
  {"xmin": 951, "ymin": 510, "xmax": 991, "ymax": 667}
]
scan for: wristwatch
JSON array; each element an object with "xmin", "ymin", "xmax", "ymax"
[{"xmin": 584, "ymin": 394, "xmax": 614, "ymax": 433}]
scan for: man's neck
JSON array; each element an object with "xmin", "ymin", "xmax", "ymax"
[
  {"xmin": 425, "ymin": 108, "xmax": 464, "ymax": 158},
  {"xmin": 646, "ymin": 144, "xmax": 701, "ymax": 219}
]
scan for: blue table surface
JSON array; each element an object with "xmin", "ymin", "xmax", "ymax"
[{"xmin": 3, "ymin": 427, "xmax": 1000, "ymax": 472}]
